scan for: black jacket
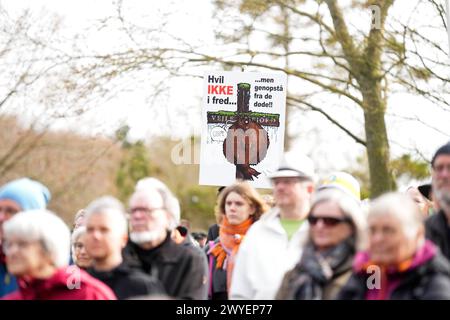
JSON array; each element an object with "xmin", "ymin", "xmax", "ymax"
[
  {"xmin": 88, "ymin": 262, "xmax": 165, "ymax": 300},
  {"xmin": 337, "ymin": 253, "xmax": 450, "ymax": 300},
  {"xmin": 123, "ymin": 232, "xmax": 208, "ymax": 300},
  {"xmin": 207, "ymin": 224, "xmax": 220, "ymax": 242},
  {"xmin": 426, "ymin": 210, "xmax": 450, "ymax": 260},
  {"xmin": 204, "ymin": 239, "xmax": 228, "ymax": 300}
]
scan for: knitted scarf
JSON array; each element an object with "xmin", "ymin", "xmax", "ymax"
[
  {"xmin": 209, "ymin": 216, "xmax": 253, "ymax": 291},
  {"xmin": 277, "ymin": 237, "xmax": 355, "ymax": 300}
]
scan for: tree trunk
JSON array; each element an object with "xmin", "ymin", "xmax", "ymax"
[{"xmin": 361, "ymin": 82, "xmax": 393, "ymax": 198}]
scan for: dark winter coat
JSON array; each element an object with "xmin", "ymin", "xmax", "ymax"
[
  {"xmin": 88, "ymin": 262, "xmax": 165, "ymax": 300},
  {"xmin": 426, "ymin": 210, "xmax": 450, "ymax": 261},
  {"xmin": 337, "ymin": 241, "xmax": 450, "ymax": 300},
  {"xmin": 207, "ymin": 224, "xmax": 220, "ymax": 242},
  {"xmin": 123, "ymin": 232, "xmax": 208, "ymax": 300},
  {"xmin": 204, "ymin": 238, "xmax": 228, "ymax": 300}
]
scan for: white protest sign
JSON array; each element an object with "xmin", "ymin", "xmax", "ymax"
[{"xmin": 199, "ymin": 71, "xmax": 287, "ymax": 189}]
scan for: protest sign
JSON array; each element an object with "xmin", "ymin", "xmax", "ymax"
[{"xmin": 199, "ymin": 71, "xmax": 287, "ymax": 188}]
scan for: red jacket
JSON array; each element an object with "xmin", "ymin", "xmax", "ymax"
[{"xmin": 2, "ymin": 266, "xmax": 116, "ymax": 300}]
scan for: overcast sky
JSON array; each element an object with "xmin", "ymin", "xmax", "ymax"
[{"xmin": 2, "ymin": 0, "xmax": 450, "ymax": 186}]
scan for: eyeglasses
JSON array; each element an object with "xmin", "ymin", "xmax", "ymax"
[
  {"xmin": 128, "ymin": 207, "xmax": 165, "ymax": 216},
  {"xmin": 73, "ymin": 242, "xmax": 85, "ymax": 251},
  {"xmin": 433, "ymin": 163, "xmax": 450, "ymax": 174},
  {"xmin": 2, "ymin": 240, "xmax": 36, "ymax": 255},
  {"xmin": 307, "ymin": 215, "xmax": 351, "ymax": 227}
]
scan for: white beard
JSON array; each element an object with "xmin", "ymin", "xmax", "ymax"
[
  {"xmin": 130, "ymin": 230, "xmax": 164, "ymax": 245},
  {"xmin": 435, "ymin": 188, "xmax": 450, "ymax": 212}
]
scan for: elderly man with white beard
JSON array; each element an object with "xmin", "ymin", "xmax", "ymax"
[
  {"xmin": 426, "ymin": 142, "xmax": 450, "ymax": 261},
  {"xmin": 122, "ymin": 178, "xmax": 208, "ymax": 300}
]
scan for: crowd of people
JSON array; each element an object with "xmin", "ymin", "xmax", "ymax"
[{"xmin": 1, "ymin": 141, "xmax": 450, "ymax": 300}]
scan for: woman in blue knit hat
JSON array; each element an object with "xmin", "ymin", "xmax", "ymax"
[{"xmin": 0, "ymin": 177, "xmax": 51, "ymax": 298}]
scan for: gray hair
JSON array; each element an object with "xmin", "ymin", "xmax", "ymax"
[
  {"xmin": 84, "ymin": 196, "xmax": 128, "ymax": 235},
  {"xmin": 368, "ymin": 192, "xmax": 424, "ymax": 241},
  {"xmin": 3, "ymin": 210, "xmax": 70, "ymax": 268},
  {"xmin": 134, "ymin": 177, "xmax": 180, "ymax": 230},
  {"xmin": 71, "ymin": 226, "xmax": 86, "ymax": 264},
  {"xmin": 71, "ymin": 226, "xmax": 87, "ymax": 245},
  {"xmin": 74, "ymin": 209, "xmax": 85, "ymax": 222},
  {"xmin": 310, "ymin": 189, "xmax": 367, "ymax": 250}
]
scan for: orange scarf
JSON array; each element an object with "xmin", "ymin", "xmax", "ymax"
[{"xmin": 209, "ymin": 216, "xmax": 253, "ymax": 292}]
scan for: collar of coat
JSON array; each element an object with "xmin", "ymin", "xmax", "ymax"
[
  {"xmin": 124, "ymin": 231, "xmax": 183, "ymax": 265},
  {"xmin": 88, "ymin": 261, "xmax": 134, "ymax": 280},
  {"xmin": 427, "ymin": 210, "xmax": 449, "ymax": 234}
]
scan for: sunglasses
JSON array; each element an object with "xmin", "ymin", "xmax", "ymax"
[{"xmin": 307, "ymin": 215, "xmax": 351, "ymax": 227}]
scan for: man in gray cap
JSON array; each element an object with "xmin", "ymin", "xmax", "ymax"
[
  {"xmin": 229, "ymin": 152, "xmax": 315, "ymax": 299},
  {"xmin": 426, "ymin": 142, "xmax": 450, "ymax": 260}
]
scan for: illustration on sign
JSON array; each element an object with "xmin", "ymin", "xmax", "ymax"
[{"xmin": 200, "ymin": 71, "xmax": 287, "ymax": 189}]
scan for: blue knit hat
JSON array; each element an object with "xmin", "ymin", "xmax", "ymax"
[{"xmin": 0, "ymin": 178, "xmax": 51, "ymax": 211}]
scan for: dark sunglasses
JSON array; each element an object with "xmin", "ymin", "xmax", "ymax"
[{"xmin": 307, "ymin": 215, "xmax": 351, "ymax": 227}]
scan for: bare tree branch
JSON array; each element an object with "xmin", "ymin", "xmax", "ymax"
[{"xmin": 288, "ymin": 96, "xmax": 367, "ymax": 146}]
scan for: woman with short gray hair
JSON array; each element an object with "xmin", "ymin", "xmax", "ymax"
[
  {"xmin": 2, "ymin": 210, "xmax": 116, "ymax": 300},
  {"xmin": 71, "ymin": 226, "xmax": 92, "ymax": 270},
  {"xmin": 338, "ymin": 192, "xmax": 450, "ymax": 300}
]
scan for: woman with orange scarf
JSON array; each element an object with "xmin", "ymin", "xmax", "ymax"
[{"xmin": 205, "ymin": 181, "xmax": 268, "ymax": 300}]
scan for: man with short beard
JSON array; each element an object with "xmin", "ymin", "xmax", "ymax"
[
  {"xmin": 122, "ymin": 178, "xmax": 208, "ymax": 300},
  {"xmin": 426, "ymin": 142, "xmax": 450, "ymax": 260},
  {"xmin": 84, "ymin": 196, "xmax": 165, "ymax": 300}
]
